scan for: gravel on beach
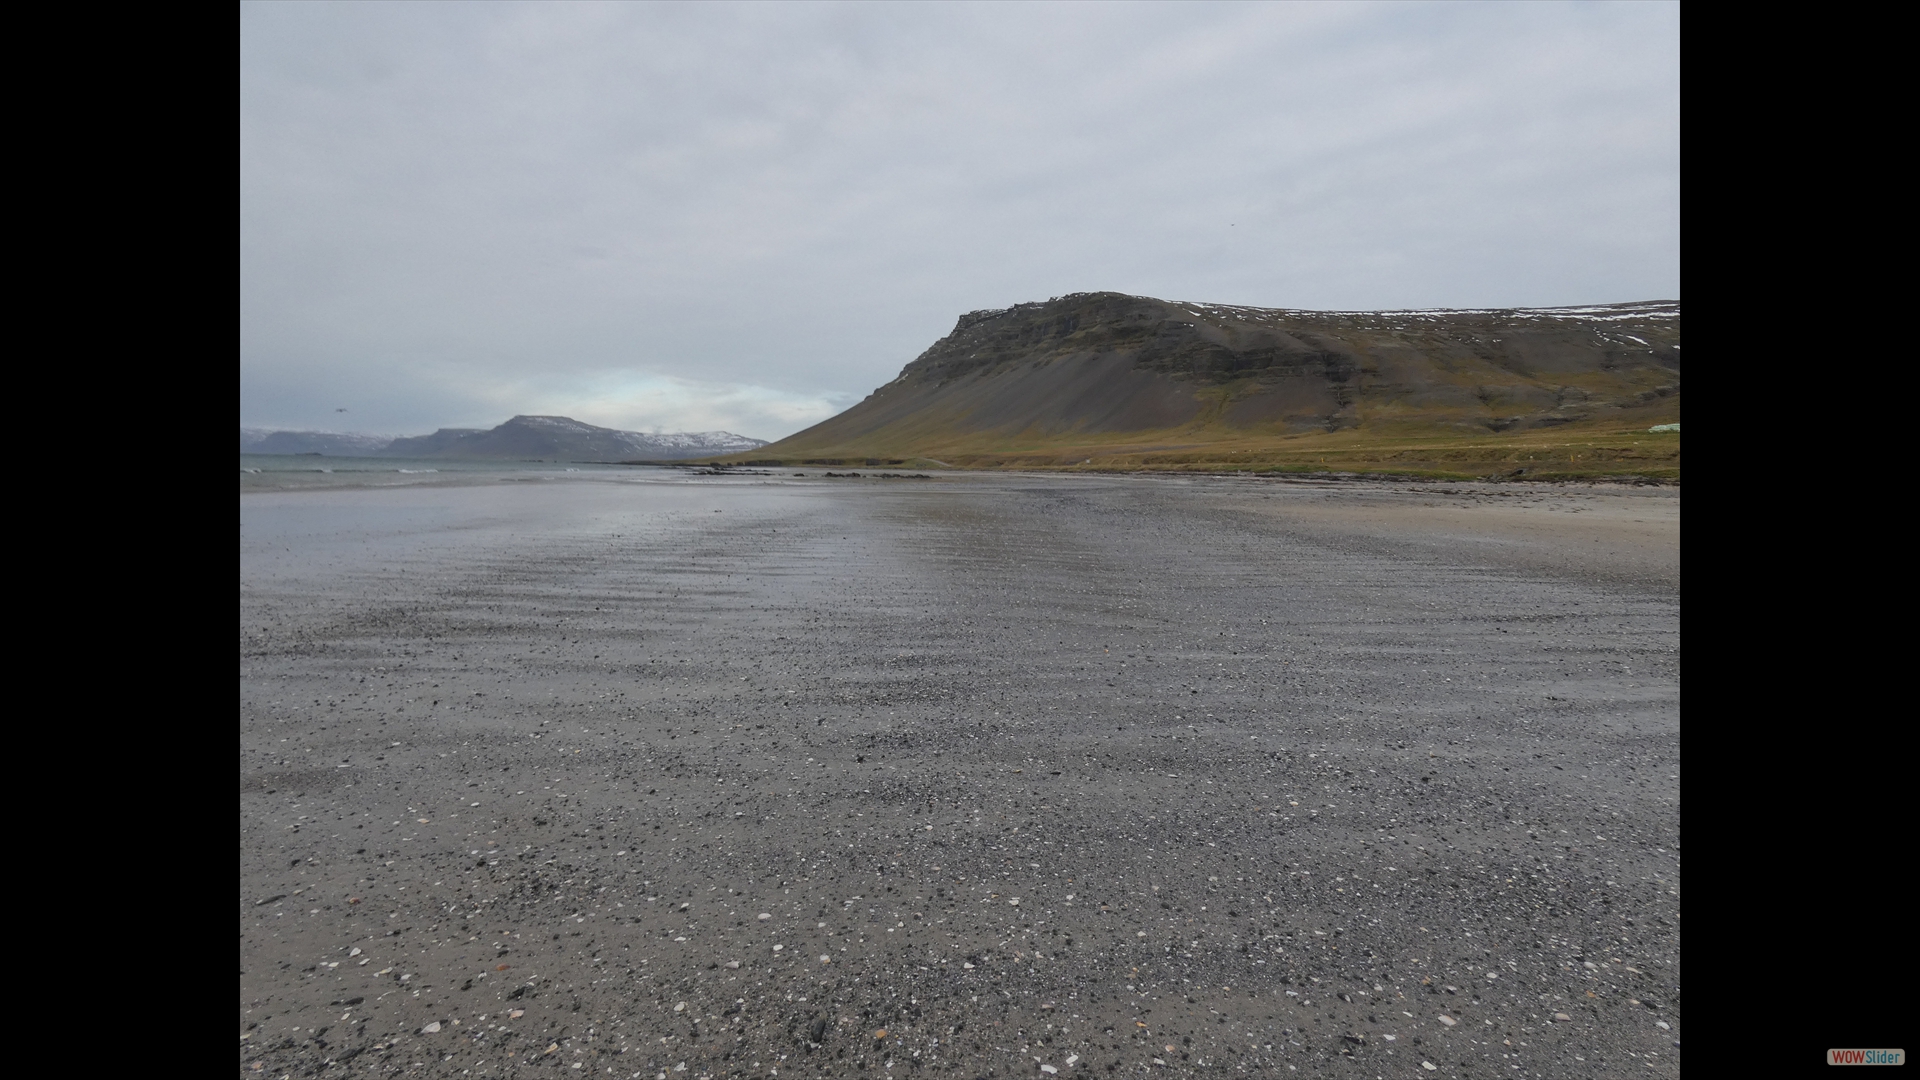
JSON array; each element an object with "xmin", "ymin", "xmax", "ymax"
[{"xmin": 240, "ymin": 472, "xmax": 1679, "ymax": 1078}]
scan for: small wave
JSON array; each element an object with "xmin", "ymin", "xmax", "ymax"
[{"xmin": 396, "ymin": 468, "xmax": 439, "ymax": 474}]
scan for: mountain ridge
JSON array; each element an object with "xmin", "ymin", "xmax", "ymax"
[
  {"xmin": 725, "ymin": 291, "xmax": 1679, "ymax": 478},
  {"xmin": 241, "ymin": 415, "xmax": 767, "ymax": 461}
]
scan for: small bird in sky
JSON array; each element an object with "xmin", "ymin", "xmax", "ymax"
[{"xmin": 336, "ymin": 407, "xmax": 348, "ymax": 412}]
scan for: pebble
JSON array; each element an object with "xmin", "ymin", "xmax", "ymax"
[
  {"xmin": 1422, "ymin": 1062, "xmax": 1438, "ymax": 1072},
  {"xmin": 421, "ymin": 1021, "xmax": 441, "ymax": 1034},
  {"xmin": 1656, "ymin": 1021, "xmax": 1670, "ymax": 1030},
  {"xmin": 240, "ymin": 478, "xmax": 1681, "ymax": 1076}
]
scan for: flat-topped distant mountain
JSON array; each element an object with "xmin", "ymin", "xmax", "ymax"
[
  {"xmin": 384, "ymin": 416, "xmax": 767, "ymax": 460},
  {"xmin": 241, "ymin": 416, "xmax": 767, "ymax": 461},
  {"xmin": 726, "ymin": 292, "xmax": 1679, "ymax": 478}
]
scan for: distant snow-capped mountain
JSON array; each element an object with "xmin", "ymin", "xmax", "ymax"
[{"xmin": 240, "ymin": 428, "xmax": 397, "ymax": 456}]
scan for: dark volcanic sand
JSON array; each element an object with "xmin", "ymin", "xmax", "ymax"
[{"xmin": 240, "ymin": 472, "xmax": 1679, "ymax": 1079}]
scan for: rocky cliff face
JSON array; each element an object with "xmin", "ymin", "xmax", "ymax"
[{"xmin": 761, "ymin": 292, "xmax": 1678, "ymax": 456}]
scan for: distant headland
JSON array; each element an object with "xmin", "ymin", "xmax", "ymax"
[{"xmin": 240, "ymin": 414, "xmax": 768, "ymax": 462}]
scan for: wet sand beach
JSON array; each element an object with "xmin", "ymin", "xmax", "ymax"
[{"xmin": 240, "ymin": 472, "xmax": 1679, "ymax": 1078}]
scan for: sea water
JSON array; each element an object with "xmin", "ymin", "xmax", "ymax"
[{"xmin": 239, "ymin": 453, "xmax": 665, "ymax": 492}]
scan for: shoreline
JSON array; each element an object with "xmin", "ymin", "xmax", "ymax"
[{"xmin": 243, "ymin": 457, "xmax": 1679, "ymax": 495}]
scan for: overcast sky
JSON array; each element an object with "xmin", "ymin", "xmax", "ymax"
[{"xmin": 241, "ymin": 1, "xmax": 1678, "ymax": 441}]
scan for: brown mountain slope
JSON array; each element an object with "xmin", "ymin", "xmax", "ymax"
[{"xmin": 731, "ymin": 292, "xmax": 1679, "ymax": 478}]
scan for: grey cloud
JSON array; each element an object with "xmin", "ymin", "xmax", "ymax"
[{"xmin": 241, "ymin": 0, "xmax": 1678, "ymax": 437}]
